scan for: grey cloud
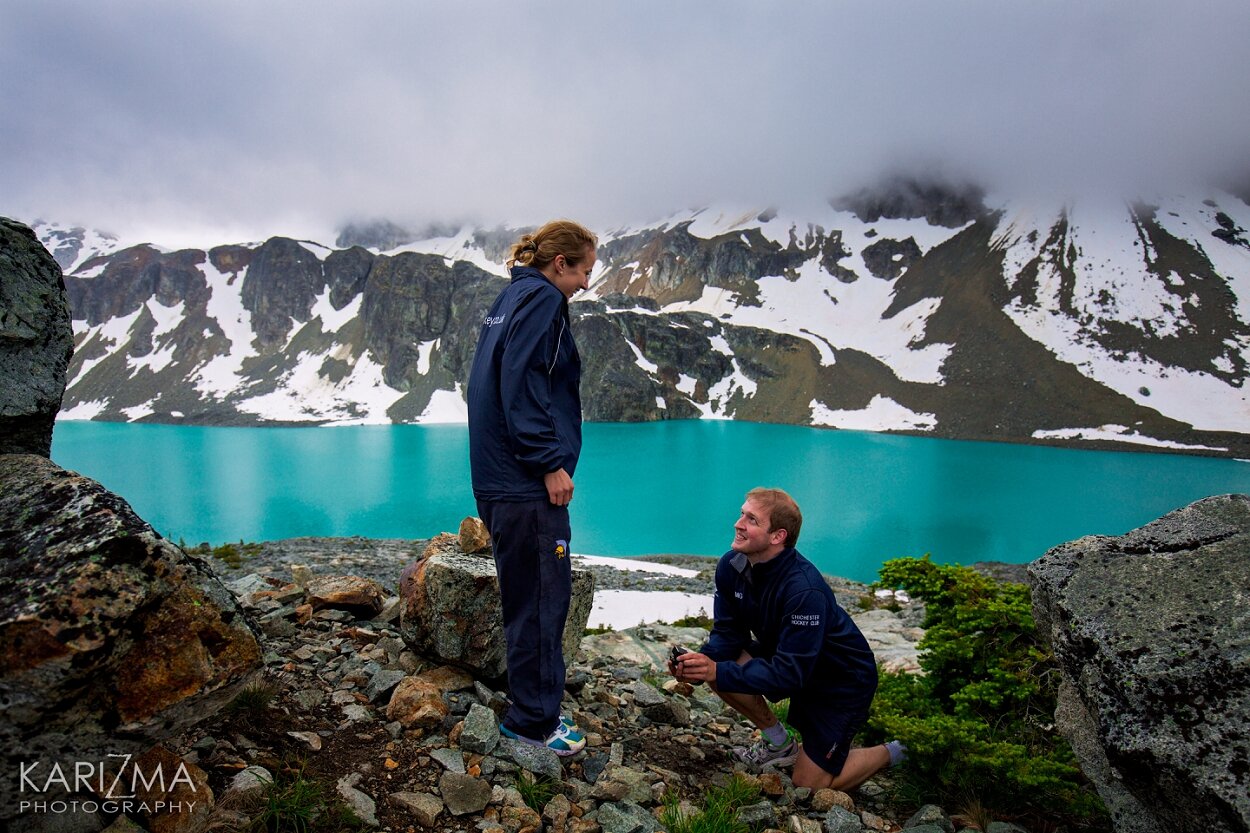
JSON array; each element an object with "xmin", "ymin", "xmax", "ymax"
[{"xmin": 3, "ymin": 0, "xmax": 1248, "ymax": 247}]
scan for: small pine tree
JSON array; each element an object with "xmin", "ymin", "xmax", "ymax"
[{"xmin": 863, "ymin": 556, "xmax": 1107, "ymax": 827}]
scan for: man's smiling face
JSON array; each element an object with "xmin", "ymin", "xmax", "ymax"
[{"xmin": 733, "ymin": 498, "xmax": 784, "ymax": 558}]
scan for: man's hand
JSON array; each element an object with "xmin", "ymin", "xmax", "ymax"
[
  {"xmin": 544, "ymin": 468, "xmax": 574, "ymax": 506},
  {"xmin": 670, "ymin": 651, "xmax": 716, "ymax": 684}
]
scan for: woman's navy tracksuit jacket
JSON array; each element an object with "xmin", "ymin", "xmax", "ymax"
[{"xmin": 467, "ymin": 265, "xmax": 581, "ymax": 739}]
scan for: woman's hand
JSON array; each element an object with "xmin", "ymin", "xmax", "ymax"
[{"xmin": 544, "ymin": 468, "xmax": 574, "ymax": 506}]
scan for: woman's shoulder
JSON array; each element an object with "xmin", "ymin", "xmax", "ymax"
[{"xmin": 506, "ymin": 276, "xmax": 563, "ymax": 319}]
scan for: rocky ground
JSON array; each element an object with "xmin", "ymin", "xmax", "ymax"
[{"xmin": 133, "ymin": 538, "xmax": 1013, "ymax": 833}]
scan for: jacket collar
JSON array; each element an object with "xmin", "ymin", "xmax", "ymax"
[
  {"xmin": 510, "ymin": 265, "xmax": 548, "ymax": 282},
  {"xmin": 730, "ymin": 546, "xmax": 797, "ymax": 583}
]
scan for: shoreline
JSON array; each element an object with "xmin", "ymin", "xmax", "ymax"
[{"xmin": 196, "ymin": 536, "xmax": 894, "ymax": 632}]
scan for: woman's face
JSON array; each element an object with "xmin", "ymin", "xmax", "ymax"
[{"xmin": 549, "ymin": 247, "xmax": 597, "ymax": 299}]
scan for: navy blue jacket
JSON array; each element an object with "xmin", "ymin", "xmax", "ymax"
[
  {"xmin": 467, "ymin": 266, "xmax": 582, "ymax": 502},
  {"xmin": 701, "ymin": 547, "xmax": 878, "ymax": 705}
]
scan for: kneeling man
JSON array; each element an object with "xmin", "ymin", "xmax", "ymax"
[{"xmin": 671, "ymin": 487, "xmax": 904, "ymax": 790}]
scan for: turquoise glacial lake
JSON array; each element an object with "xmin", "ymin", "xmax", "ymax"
[{"xmin": 50, "ymin": 420, "xmax": 1250, "ymax": 584}]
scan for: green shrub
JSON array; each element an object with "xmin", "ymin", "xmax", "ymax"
[
  {"xmin": 210, "ymin": 540, "xmax": 263, "ymax": 569},
  {"xmin": 863, "ymin": 556, "xmax": 1106, "ymax": 827},
  {"xmin": 670, "ymin": 610, "xmax": 714, "ymax": 629}
]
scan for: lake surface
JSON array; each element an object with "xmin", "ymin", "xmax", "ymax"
[{"xmin": 50, "ymin": 420, "xmax": 1250, "ymax": 584}]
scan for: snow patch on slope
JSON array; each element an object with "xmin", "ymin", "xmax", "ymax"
[
  {"xmin": 310, "ymin": 289, "xmax": 360, "ymax": 333},
  {"xmin": 1152, "ymin": 194, "xmax": 1250, "ymax": 327},
  {"xmin": 59, "ymin": 399, "xmax": 110, "ymax": 420},
  {"xmin": 237, "ymin": 349, "xmax": 403, "ymax": 423},
  {"xmin": 996, "ymin": 201, "xmax": 1250, "ymax": 433},
  {"xmin": 417, "ymin": 384, "xmax": 468, "ymax": 423},
  {"xmin": 811, "ymin": 395, "xmax": 937, "ymax": 432},
  {"xmin": 386, "ymin": 227, "xmax": 508, "ymax": 277},
  {"xmin": 194, "ymin": 259, "xmax": 258, "ymax": 397},
  {"xmin": 1033, "ymin": 425, "xmax": 1226, "ymax": 453},
  {"xmin": 666, "ymin": 267, "xmax": 950, "ymax": 384}
]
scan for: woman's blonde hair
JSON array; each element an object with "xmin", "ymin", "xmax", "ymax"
[{"xmin": 507, "ymin": 219, "xmax": 598, "ymax": 270}]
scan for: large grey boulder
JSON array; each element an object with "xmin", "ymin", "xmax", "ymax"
[
  {"xmin": 397, "ymin": 543, "xmax": 594, "ymax": 680},
  {"xmin": 1029, "ymin": 494, "xmax": 1250, "ymax": 833},
  {"xmin": 0, "ymin": 217, "xmax": 73, "ymax": 456},
  {"xmin": 0, "ymin": 454, "xmax": 263, "ymax": 820}
]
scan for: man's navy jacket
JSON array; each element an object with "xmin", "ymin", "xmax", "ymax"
[
  {"xmin": 467, "ymin": 266, "xmax": 582, "ymax": 502},
  {"xmin": 701, "ymin": 547, "xmax": 879, "ymax": 706}
]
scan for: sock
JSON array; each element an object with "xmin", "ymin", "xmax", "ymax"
[
  {"xmin": 763, "ymin": 722, "xmax": 789, "ymax": 747},
  {"xmin": 886, "ymin": 740, "xmax": 908, "ymax": 766}
]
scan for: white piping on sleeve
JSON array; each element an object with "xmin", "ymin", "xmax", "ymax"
[{"xmin": 549, "ymin": 318, "xmax": 566, "ymax": 375}]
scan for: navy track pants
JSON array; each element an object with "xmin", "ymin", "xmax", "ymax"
[{"xmin": 477, "ymin": 498, "xmax": 572, "ymax": 740}]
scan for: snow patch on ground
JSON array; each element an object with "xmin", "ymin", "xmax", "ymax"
[
  {"xmin": 148, "ymin": 298, "xmax": 185, "ymax": 338},
  {"xmin": 704, "ymin": 359, "xmax": 757, "ymax": 416},
  {"xmin": 1152, "ymin": 194, "xmax": 1250, "ymax": 330},
  {"xmin": 811, "ymin": 395, "xmax": 937, "ymax": 431},
  {"xmin": 297, "ymin": 240, "xmax": 334, "ymax": 261},
  {"xmin": 573, "ymin": 554, "xmax": 712, "ymax": 631},
  {"xmin": 417, "ymin": 384, "xmax": 468, "ymax": 423},
  {"xmin": 416, "ymin": 339, "xmax": 439, "ymax": 375},
  {"xmin": 68, "ymin": 308, "xmax": 143, "ymax": 383},
  {"xmin": 1033, "ymin": 425, "xmax": 1227, "ymax": 453},
  {"xmin": 237, "ymin": 349, "xmax": 404, "ymax": 423},
  {"xmin": 995, "ymin": 201, "xmax": 1250, "ymax": 433},
  {"xmin": 386, "ymin": 227, "xmax": 509, "ymax": 278},
  {"xmin": 627, "ymin": 339, "xmax": 659, "ymax": 374},
  {"xmin": 194, "ymin": 259, "xmax": 258, "ymax": 397},
  {"xmin": 587, "ymin": 590, "xmax": 714, "ymax": 631},
  {"xmin": 34, "ymin": 222, "xmax": 129, "ymax": 274},
  {"xmin": 127, "ymin": 343, "xmax": 177, "ymax": 375},
  {"xmin": 58, "ymin": 399, "xmax": 109, "ymax": 420},
  {"xmin": 310, "ymin": 290, "xmax": 361, "ymax": 333},
  {"xmin": 662, "ymin": 259, "xmax": 950, "ymax": 384},
  {"xmin": 574, "ymin": 555, "xmax": 700, "ymax": 577},
  {"xmin": 121, "ymin": 404, "xmax": 154, "ymax": 422}
]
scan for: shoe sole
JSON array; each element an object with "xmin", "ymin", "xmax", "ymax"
[
  {"xmin": 733, "ymin": 746, "xmax": 798, "ymax": 769},
  {"xmin": 761, "ymin": 752, "xmax": 797, "ymax": 768},
  {"xmin": 510, "ymin": 736, "xmax": 585, "ymax": 757},
  {"xmin": 501, "ymin": 725, "xmax": 585, "ymax": 757}
]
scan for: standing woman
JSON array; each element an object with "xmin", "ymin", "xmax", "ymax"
[{"xmin": 466, "ymin": 219, "xmax": 597, "ymax": 755}]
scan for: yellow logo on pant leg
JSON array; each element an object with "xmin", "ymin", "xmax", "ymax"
[{"xmin": 555, "ymin": 540, "xmax": 568, "ymax": 559}]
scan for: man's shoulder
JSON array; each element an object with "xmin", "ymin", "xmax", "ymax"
[{"xmin": 781, "ymin": 549, "xmax": 834, "ymax": 592}]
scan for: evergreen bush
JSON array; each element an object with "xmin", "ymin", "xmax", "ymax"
[{"xmin": 863, "ymin": 556, "xmax": 1107, "ymax": 826}]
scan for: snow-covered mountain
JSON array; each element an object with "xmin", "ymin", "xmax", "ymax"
[{"xmin": 34, "ymin": 180, "xmax": 1250, "ymax": 457}]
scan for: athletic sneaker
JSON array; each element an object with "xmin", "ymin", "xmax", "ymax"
[
  {"xmin": 733, "ymin": 728, "xmax": 799, "ymax": 769},
  {"xmin": 499, "ymin": 720, "xmax": 587, "ymax": 756}
]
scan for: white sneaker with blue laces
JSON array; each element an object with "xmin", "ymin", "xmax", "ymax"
[{"xmin": 499, "ymin": 718, "xmax": 586, "ymax": 756}]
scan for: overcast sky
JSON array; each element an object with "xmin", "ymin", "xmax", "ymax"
[{"xmin": 3, "ymin": 0, "xmax": 1248, "ymax": 248}]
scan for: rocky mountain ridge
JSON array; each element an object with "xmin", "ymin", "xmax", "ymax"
[{"xmin": 32, "ymin": 180, "xmax": 1250, "ymax": 457}]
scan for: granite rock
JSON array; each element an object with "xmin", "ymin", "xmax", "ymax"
[
  {"xmin": 0, "ymin": 454, "xmax": 261, "ymax": 821},
  {"xmin": 1030, "ymin": 494, "xmax": 1250, "ymax": 833},
  {"xmin": 0, "ymin": 217, "xmax": 73, "ymax": 456}
]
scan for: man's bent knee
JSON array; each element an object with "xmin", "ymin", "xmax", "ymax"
[{"xmin": 791, "ymin": 748, "xmax": 834, "ymax": 790}]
